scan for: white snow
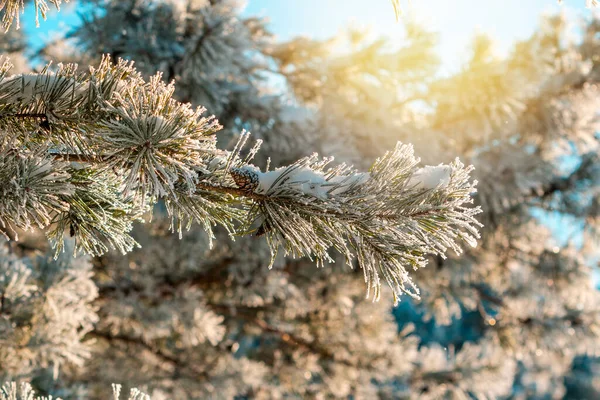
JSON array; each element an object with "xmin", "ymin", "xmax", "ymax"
[
  {"xmin": 2, "ymin": 74, "xmax": 40, "ymax": 103},
  {"xmin": 1, "ymin": 74, "xmax": 86, "ymax": 104},
  {"xmin": 142, "ymin": 115, "xmax": 186, "ymax": 138},
  {"xmin": 146, "ymin": 115, "xmax": 168, "ymax": 130},
  {"xmin": 238, "ymin": 165, "xmax": 369, "ymax": 199},
  {"xmin": 328, "ymin": 173, "xmax": 371, "ymax": 195},
  {"xmin": 408, "ymin": 164, "xmax": 452, "ymax": 190},
  {"xmin": 208, "ymin": 156, "xmax": 227, "ymax": 171},
  {"xmin": 256, "ymin": 167, "xmax": 328, "ymax": 198}
]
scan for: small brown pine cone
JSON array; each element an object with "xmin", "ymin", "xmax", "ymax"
[{"xmin": 230, "ymin": 168, "xmax": 259, "ymax": 192}]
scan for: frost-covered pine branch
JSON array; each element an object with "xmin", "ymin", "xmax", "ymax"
[
  {"xmin": 2, "ymin": 1, "xmax": 596, "ymax": 397},
  {"xmin": 0, "ymin": 55, "xmax": 480, "ymax": 302},
  {"xmin": 229, "ymin": 141, "xmax": 480, "ymax": 303},
  {"xmin": 0, "ymin": 236, "xmax": 96, "ymax": 386},
  {"xmin": 0, "ymin": 0, "xmax": 67, "ymax": 31},
  {"xmin": 0, "ymin": 382, "xmax": 149, "ymax": 400}
]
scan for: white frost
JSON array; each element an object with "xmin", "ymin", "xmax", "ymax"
[
  {"xmin": 239, "ymin": 165, "xmax": 369, "ymax": 199},
  {"xmin": 1, "ymin": 74, "xmax": 42, "ymax": 103},
  {"xmin": 0, "ymin": 74, "xmax": 86, "ymax": 104},
  {"xmin": 328, "ymin": 173, "xmax": 371, "ymax": 195},
  {"xmin": 409, "ymin": 164, "xmax": 452, "ymax": 190},
  {"xmin": 208, "ymin": 156, "xmax": 227, "ymax": 171},
  {"xmin": 257, "ymin": 167, "xmax": 328, "ymax": 198}
]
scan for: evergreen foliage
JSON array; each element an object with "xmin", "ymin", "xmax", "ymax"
[{"xmin": 0, "ymin": 1, "xmax": 599, "ymax": 399}]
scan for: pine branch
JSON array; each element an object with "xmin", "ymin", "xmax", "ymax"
[
  {"xmin": 504, "ymin": 152, "xmax": 598, "ymax": 212},
  {"xmin": 0, "ymin": 0, "xmax": 68, "ymax": 31},
  {"xmin": 207, "ymin": 302, "xmax": 340, "ymax": 362},
  {"xmin": 0, "ymin": 56, "xmax": 481, "ymax": 303},
  {"xmin": 1, "ymin": 381, "xmax": 151, "ymax": 400}
]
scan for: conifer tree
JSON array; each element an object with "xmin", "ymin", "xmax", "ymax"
[{"xmin": 1, "ymin": 1, "xmax": 599, "ymax": 399}]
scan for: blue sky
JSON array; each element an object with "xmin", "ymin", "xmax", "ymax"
[
  {"xmin": 24, "ymin": 1, "xmax": 594, "ymax": 72},
  {"xmin": 242, "ymin": 0, "xmax": 593, "ymax": 72}
]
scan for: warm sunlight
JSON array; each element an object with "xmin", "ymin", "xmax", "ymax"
[
  {"xmin": 244, "ymin": 0, "xmax": 592, "ymax": 72},
  {"xmin": 2, "ymin": 0, "xmax": 600, "ymax": 398}
]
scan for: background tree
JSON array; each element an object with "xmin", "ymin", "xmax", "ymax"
[{"xmin": 1, "ymin": 1, "xmax": 600, "ymax": 399}]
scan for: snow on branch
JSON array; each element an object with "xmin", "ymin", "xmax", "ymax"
[
  {"xmin": 0, "ymin": 56, "xmax": 481, "ymax": 303},
  {"xmin": 228, "ymin": 140, "xmax": 481, "ymax": 304}
]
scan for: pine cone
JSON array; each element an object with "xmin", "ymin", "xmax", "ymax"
[{"xmin": 230, "ymin": 168, "xmax": 259, "ymax": 192}]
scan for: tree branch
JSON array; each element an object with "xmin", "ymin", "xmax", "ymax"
[{"xmin": 88, "ymin": 330, "xmax": 212, "ymax": 379}]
